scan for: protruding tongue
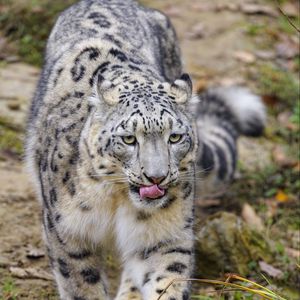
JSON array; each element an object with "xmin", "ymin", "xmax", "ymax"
[{"xmin": 139, "ymin": 184, "xmax": 165, "ymax": 199}]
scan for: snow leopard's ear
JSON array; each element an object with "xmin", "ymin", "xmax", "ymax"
[
  {"xmin": 91, "ymin": 77, "xmax": 121, "ymax": 106},
  {"xmin": 170, "ymin": 73, "xmax": 193, "ymax": 104},
  {"xmin": 97, "ymin": 79, "xmax": 120, "ymax": 105}
]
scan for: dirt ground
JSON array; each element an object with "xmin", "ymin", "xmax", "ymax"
[{"xmin": 0, "ymin": 0, "xmax": 299, "ymax": 299}]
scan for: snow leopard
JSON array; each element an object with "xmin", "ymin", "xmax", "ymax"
[{"xmin": 25, "ymin": 0, "xmax": 266, "ymax": 299}]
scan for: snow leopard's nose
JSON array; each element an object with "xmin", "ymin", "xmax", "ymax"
[{"xmin": 144, "ymin": 173, "xmax": 167, "ymax": 185}]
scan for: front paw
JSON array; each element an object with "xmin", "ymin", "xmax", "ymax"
[{"xmin": 145, "ymin": 278, "xmax": 190, "ymax": 300}]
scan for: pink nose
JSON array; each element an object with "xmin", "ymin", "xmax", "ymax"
[{"xmin": 150, "ymin": 176, "xmax": 165, "ymax": 184}]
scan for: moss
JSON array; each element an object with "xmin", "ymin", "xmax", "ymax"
[{"xmin": 194, "ymin": 212, "xmax": 273, "ymax": 278}]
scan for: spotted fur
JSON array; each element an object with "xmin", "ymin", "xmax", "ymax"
[{"xmin": 26, "ymin": 1, "xmax": 265, "ymax": 299}]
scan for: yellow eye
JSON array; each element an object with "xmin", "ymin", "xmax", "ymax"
[
  {"xmin": 169, "ymin": 133, "xmax": 182, "ymax": 143},
  {"xmin": 122, "ymin": 135, "xmax": 137, "ymax": 145}
]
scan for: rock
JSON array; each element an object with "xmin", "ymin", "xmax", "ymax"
[{"xmin": 194, "ymin": 212, "xmax": 273, "ymax": 278}]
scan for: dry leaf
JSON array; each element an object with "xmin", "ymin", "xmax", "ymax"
[
  {"xmin": 259, "ymin": 261, "xmax": 284, "ymax": 279},
  {"xmin": 233, "ymin": 51, "xmax": 256, "ymax": 63},
  {"xmin": 10, "ymin": 267, "xmax": 53, "ymax": 280},
  {"xmin": 241, "ymin": 203, "xmax": 264, "ymax": 231},
  {"xmin": 275, "ymin": 190, "xmax": 289, "ymax": 203}
]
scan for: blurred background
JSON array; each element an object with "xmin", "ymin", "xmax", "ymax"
[{"xmin": 0, "ymin": 0, "xmax": 299, "ymax": 299}]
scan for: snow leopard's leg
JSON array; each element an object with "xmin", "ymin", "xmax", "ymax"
[
  {"xmin": 114, "ymin": 269, "xmax": 142, "ymax": 300},
  {"xmin": 149, "ymin": 10, "xmax": 183, "ymax": 82},
  {"xmin": 43, "ymin": 213, "xmax": 109, "ymax": 300},
  {"xmin": 121, "ymin": 237, "xmax": 193, "ymax": 300}
]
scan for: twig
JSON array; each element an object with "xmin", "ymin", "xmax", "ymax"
[
  {"xmin": 156, "ymin": 277, "xmax": 287, "ymax": 300},
  {"xmin": 276, "ymin": 0, "xmax": 300, "ymax": 33}
]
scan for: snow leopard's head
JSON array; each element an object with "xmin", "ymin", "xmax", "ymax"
[{"xmin": 81, "ymin": 74, "xmax": 196, "ymax": 209}]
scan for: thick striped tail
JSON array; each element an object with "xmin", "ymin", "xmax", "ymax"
[{"xmin": 191, "ymin": 87, "xmax": 266, "ymax": 197}]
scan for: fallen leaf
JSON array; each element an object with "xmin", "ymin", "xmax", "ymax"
[
  {"xmin": 259, "ymin": 261, "xmax": 284, "ymax": 279},
  {"xmin": 187, "ymin": 23, "xmax": 206, "ymax": 39},
  {"xmin": 233, "ymin": 51, "xmax": 256, "ymax": 63},
  {"xmin": 10, "ymin": 267, "xmax": 53, "ymax": 280},
  {"xmin": 241, "ymin": 203, "xmax": 264, "ymax": 231},
  {"xmin": 240, "ymin": 4, "xmax": 278, "ymax": 17},
  {"xmin": 275, "ymin": 190, "xmax": 289, "ymax": 203}
]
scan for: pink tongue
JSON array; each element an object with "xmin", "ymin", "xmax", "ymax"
[{"xmin": 139, "ymin": 184, "xmax": 165, "ymax": 199}]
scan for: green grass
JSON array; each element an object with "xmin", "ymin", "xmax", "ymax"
[
  {"xmin": 0, "ymin": 0, "xmax": 77, "ymax": 66},
  {"xmin": 0, "ymin": 278, "xmax": 18, "ymax": 300}
]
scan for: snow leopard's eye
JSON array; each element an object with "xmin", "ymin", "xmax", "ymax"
[
  {"xmin": 169, "ymin": 133, "xmax": 183, "ymax": 143},
  {"xmin": 122, "ymin": 135, "xmax": 137, "ymax": 145}
]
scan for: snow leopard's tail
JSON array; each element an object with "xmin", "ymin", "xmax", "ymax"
[{"xmin": 192, "ymin": 87, "xmax": 266, "ymax": 196}]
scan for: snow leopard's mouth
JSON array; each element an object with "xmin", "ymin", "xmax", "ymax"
[{"xmin": 129, "ymin": 184, "xmax": 167, "ymax": 201}]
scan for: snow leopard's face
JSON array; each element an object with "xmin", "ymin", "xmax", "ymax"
[{"xmin": 85, "ymin": 76, "xmax": 196, "ymax": 209}]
